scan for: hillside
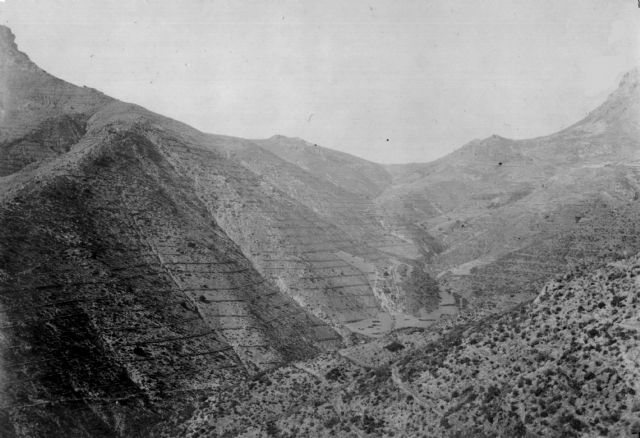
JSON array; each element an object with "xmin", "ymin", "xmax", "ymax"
[
  {"xmin": 0, "ymin": 25, "xmax": 442, "ymax": 436},
  {"xmin": 0, "ymin": 26, "xmax": 349, "ymax": 436},
  {"xmin": 177, "ymin": 255, "xmax": 640, "ymax": 437},
  {"xmin": 379, "ymin": 68, "xmax": 640, "ymax": 310}
]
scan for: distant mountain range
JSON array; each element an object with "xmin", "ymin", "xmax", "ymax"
[{"xmin": 1, "ymin": 25, "xmax": 639, "ymax": 437}]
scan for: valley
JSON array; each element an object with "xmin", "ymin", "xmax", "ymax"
[{"xmin": 0, "ymin": 23, "xmax": 639, "ymax": 437}]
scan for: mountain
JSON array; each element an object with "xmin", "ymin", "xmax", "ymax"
[
  {"xmin": 0, "ymin": 26, "xmax": 349, "ymax": 436},
  {"xmin": 0, "ymin": 26, "xmax": 442, "ymax": 436},
  {"xmin": 379, "ymin": 68, "xmax": 640, "ymax": 310},
  {"xmin": 0, "ymin": 25, "xmax": 112, "ymax": 177}
]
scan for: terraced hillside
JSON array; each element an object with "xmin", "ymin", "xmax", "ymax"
[
  {"xmin": 0, "ymin": 25, "xmax": 443, "ymax": 436},
  {"xmin": 253, "ymin": 135, "xmax": 443, "ymax": 261},
  {"xmin": 0, "ymin": 25, "xmax": 349, "ymax": 436},
  {"xmin": 176, "ymin": 254, "xmax": 640, "ymax": 438},
  {"xmin": 151, "ymin": 130, "xmax": 437, "ymax": 324},
  {"xmin": 0, "ymin": 102, "xmax": 362, "ymax": 434}
]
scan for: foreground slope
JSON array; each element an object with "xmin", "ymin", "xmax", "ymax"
[{"xmin": 179, "ymin": 254, "xmax": 640, "ymax": 437}]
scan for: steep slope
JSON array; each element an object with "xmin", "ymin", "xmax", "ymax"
[
  {"xmin": 235, "ymin": 135, "xmax": 417, "ymax": 258},
  {"xmin": 0, "ymin": 24, "xmax": 450, "ymax": 437},
  {"xmin": 179, "ymin": 254, "xmax": 640, "ymax": 437},
  {"xmin": 159, "ymin": 131, "xmax": 436, "ymax": 325},
  {"xmin": 253, "ymin": 135, "xmax": 443, "ymax": 261},
  {"xmin": 380, "ymin": 68, "xmax": 640, "ymax": 309},
  {"xmin": 0, "ymin": 105, "xmax": 355, "ymax": 437},
  {"xmin": 0, "ymin": 25, "xmax": 347, "ymax": 437}
]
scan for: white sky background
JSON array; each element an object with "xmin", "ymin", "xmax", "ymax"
[{"xmin": 1, "ymin": 0, "xmax": 639, "ymax": 163}]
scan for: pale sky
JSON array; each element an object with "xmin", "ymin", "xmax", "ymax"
[{"xmin": 1, "ymin": 0, "xmax": 639, "ymax": 163}]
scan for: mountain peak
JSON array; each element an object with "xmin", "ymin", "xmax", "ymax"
[
  {"xmin": 559, "ymin": 65, "xmax": 640, "ymax": 139},
  {"xmin": 0, "ymin": 24, "xmax": 35, "ymax": 68},
  {"xmin": 0, "ymin": 25, "xmax": 20, "ymax": 56},
  {"xmin": 0, "ymin": 25, "xmax": 17, "ymax": 48},
  {"xmin": 618, "ymin": 66, "xmax": 639, "ymax": 90}
]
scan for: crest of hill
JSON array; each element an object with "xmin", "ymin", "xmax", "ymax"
[
  {"xmin": 253, "ymin": 134, "xmax": 392, "ymax": 198},
  {"xmin": 388, "ymin": 66, "xmax": 640, "ymax": 183}
]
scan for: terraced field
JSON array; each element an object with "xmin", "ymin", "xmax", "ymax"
[{"xmin": 140, "ymin": 125, "xmax": 440, "ymax": 325}]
